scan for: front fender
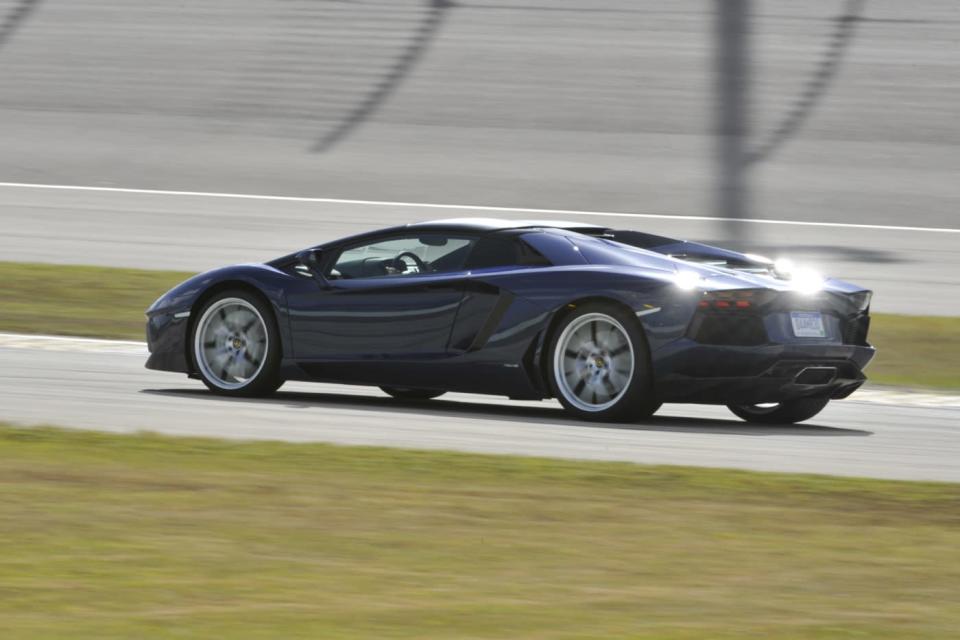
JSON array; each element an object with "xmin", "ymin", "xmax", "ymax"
[{"xmin": 145, "ymin": 264, "xmax": 299, "ymax": 372}]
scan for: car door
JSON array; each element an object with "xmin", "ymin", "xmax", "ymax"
[
  {"xmin": 448, "ymin": 233, "xmax": 553, "ymax": 352},
  {"xmin": 287, "ymin": 233, "xmax": 475, "ymax": 361}
]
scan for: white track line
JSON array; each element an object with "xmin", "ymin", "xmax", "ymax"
[
  {"xmin": 3, "ymin": 333, "xmax": 959, "ymax": 410},
  {"xmin": 850, "ymin": 388, "xmax": 960, "ymax": 410},
  {"xmin": 1, "ymin": 181, "xmax": 958, "ymax": 234},
  {"xmin": 0, "ymin": 333, "xmax": 146, "ymax": 355}
]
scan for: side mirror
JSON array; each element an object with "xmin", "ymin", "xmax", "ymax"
[{"xmin": 296, "ymin": 249, "xmax": 329, "ymax": 287}]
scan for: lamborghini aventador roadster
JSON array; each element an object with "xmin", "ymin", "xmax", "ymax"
[{"xmin": 145, "ymin": 219, "xmax": 875, "ymax": 423}]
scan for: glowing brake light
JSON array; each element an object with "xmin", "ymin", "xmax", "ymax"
[{"xmin": 697, "ymin": 290, "xmax": 762, "ymax": 311}]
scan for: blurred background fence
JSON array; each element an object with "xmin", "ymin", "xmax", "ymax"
[{"xmin": 0, "ymin": 0, "xmax": 956, "ymax": 224}]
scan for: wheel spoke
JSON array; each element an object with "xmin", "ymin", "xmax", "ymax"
[
  {"xmin": 570, "ymin": 327, "xmax": 589, "ymax": 350},
  {"xmin": 609, "ymin": 343, "xmax": 630, "ymax": 357},
  {"xmin": 602, "ymin": 376, "xmax": 618, "ymax": 396},
  {"xmin": 227, "ymin": 310, "xmax": 245, "ymax": 332},
  {"xmin": 219, "ymin": 354, "xmax": 234, "ymax": 381},
  {"xmin": 208, "ymin": 350, "xmax": 229, "ymax": 369},
  {"xmin": 607, "ymin": 366, "xmax": 625, "ymax": 386},
  {"xmin": 601, "ymin": 324, "xmax": 617, "ymax": 349},
  {"xmin": 573, "ymin": 378, "xmax": 587, "ymax": 398},
  {"xmin": 232, "ymin": 356, "xmax": 254, "ymax": 380}
]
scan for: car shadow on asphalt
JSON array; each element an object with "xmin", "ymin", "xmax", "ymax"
[{"xmin": 141, "ymin": 388, "xmax": 872, "ymax": 437}]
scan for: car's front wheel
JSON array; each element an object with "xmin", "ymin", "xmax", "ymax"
[
  {"xmin": 191, "ymin": 290, "xmax": 283, "ymax": 397},
  {"xmin": 548, "ymin": 303, "xmax": 661, "ymax": 422},
  {"xmin": 727, "ymin": 397, "xmax": 829, "ymax": 424}
]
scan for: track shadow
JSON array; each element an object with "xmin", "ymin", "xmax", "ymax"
[
  {"xmin": 141, "ymin": 388, "xmax": 872, "ymax": 437},
  {"xmin": 312, "ymin": 0, "xmax": 454, "ymax": 152},
  {"xmin": 0, "ymin": 0, "xmax": 44, "ymax": 51}
]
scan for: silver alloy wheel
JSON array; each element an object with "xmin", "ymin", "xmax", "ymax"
[
  {"xmin": 554, "ymin": 312, "xmax": 635, "ymax": 413},
  {"xmin": 194, "ymin": 297, "xmax": 269, "ymax": 391}
]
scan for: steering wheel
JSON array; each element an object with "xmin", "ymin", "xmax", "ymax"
[{"xmin": 393, "ymin": 251, "xmax": 427, "ymax": 274}]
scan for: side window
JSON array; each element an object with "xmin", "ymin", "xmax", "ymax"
[
  {"xmin": 465, "ymin": 236, "xmax": 552, "ymax": 270},
  {"xmin": 328, "ymin": 235, "xmax": 474, "ymax": 280}
]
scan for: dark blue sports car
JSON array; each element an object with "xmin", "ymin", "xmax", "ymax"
[{"xmin": 146, "ymin": 219, "xmax": 875, "ymax": 423}]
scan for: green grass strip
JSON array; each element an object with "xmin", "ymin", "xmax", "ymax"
[
  {"xmin": 868, "ymin": 313, "xmax": 960, "ymax": 389},
  {"xmin": 1, "ymin": 423, "xmax": 958, "ymax": 639},
  {"xmin": 0, "ymin": 261, "xmax": 957, "ymax": 389},
  {"xmin": 0, "ymin": 261, "xmax": 192, "ymax": 341}
]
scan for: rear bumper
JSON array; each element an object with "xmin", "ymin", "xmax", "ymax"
[{"xmin": 653, "ymin": 341, "xmax": 875, "ymax": 405}]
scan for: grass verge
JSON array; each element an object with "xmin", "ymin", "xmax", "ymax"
[
  {"xmin": 0, "ymin": 261, "xmax": 192, "ymax": 340},
  {"xmin": 2, "ymin": 423, "xmax": 959, "ymax": 639},
  {"xmin": 0, "ymin": 261, "xmax": 957, "ymax": 389},
  {"xmin": 867, "ymin": 314, "xmax": 960, "ymax": 389}
]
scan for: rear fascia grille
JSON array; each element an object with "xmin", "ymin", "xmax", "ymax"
[
  {"xmin": 842, "ymin": 313, "xmax": 871, "ymax": 346},
  {"xmin": 690, "ymin": 313, "xmax": 768, "ymax": 346}
]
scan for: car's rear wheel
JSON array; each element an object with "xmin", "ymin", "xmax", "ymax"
[
  {"xmin": 192, "ymin": 290, "xmax": 283, "ymax": 397},
  {"xmin": 380, "ymin": 386, "xmax": 446, "ymax": 400},
  {"xmin": 727, "ymin": 397, "xmax": 829, "ymax": 424},
  {"xmin": 548, "ymin": 303, "xmax": 661, "ymax": 422}
]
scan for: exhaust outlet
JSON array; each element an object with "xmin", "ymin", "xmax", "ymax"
[{"xmin": 794, "ymin": 366, "xmax": 838, "ymax": 385}]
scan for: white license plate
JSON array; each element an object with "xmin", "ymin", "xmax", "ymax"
[{"xmin": 790, "ymin": 311, "xmax": 826, "ymax": 338}]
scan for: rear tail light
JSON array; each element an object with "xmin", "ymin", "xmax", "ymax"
[
  {"xmin": 849, "ymin": 291, "xmax": 872, "ymax": 313},
  {"xmin": 697, "ymin": 289, "xmax": 766, "ymax": 311}
]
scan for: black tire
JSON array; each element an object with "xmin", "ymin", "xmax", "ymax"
[
  {"xmin": 727, "ymin": 397, "xmax": 830, "ymax": 424},
  {"xmin": 547, "ymin": 302, "xmax": 661, "ymax": 422},
  {"xmin": 190, "ymin": 289, "xmax": 284, "ymax": 397},
  {"xmin": 380, "ymin": 386, "xmax": 446, "ymax": 400}
]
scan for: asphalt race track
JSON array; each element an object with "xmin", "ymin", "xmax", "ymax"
[{"xmin": 2, "ymin": 334, "xmax": 958, "ymax": 482}]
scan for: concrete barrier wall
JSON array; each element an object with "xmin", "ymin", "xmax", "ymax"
[{"xmin": 0, "ymin": 0, "xmax": 956, "ymax": 229}]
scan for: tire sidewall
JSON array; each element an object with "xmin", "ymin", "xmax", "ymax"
[
  {"xmin": 191, "ymin": 289, "xmax": 283, "ymax": 397},
  {"xmin": 547, "ymin": 302, "xmax": 658, "ymax": 422}
]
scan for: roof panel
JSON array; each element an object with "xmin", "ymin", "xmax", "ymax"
[{"xmin": 406, "ymin": 217, "xmax": 608, "ymax": 232}]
